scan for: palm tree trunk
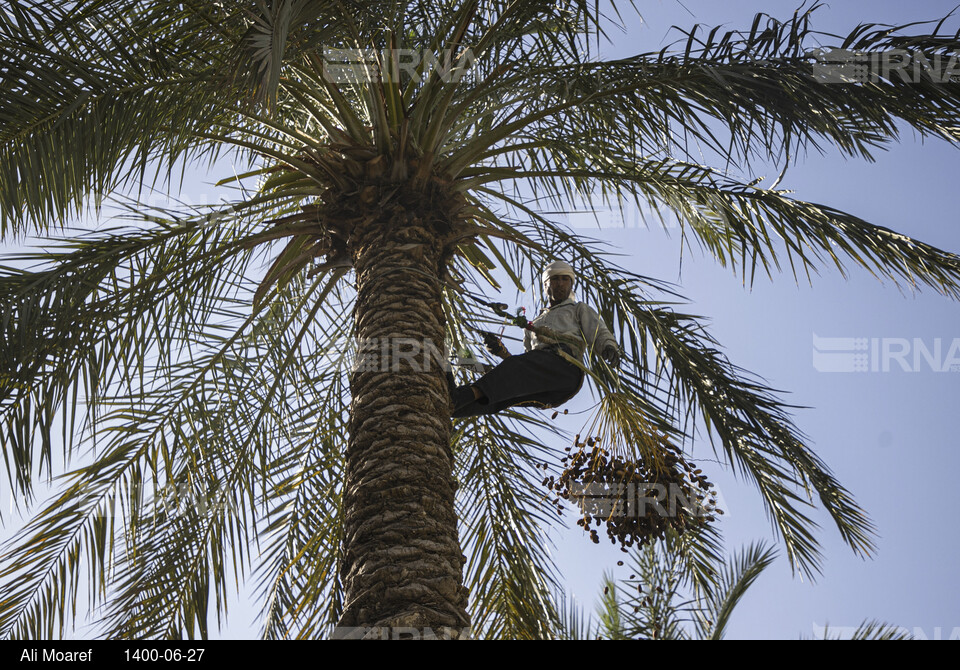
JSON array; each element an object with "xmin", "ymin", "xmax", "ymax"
[{"xmin": 335, "ymin": 197, "xmax": 469, "ymax": 638}]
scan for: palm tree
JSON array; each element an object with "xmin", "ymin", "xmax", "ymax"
[
  {"xmin": 1, "ymin": 1, "xmax": 959, "ymax": 638},
  {"xmin": 562, "ymin": 529, "xmax": 913, "ymax": 640}
]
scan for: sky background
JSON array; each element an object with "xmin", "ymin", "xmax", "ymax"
[{"xmin": 2, "ymin": 0, "xmax": 958, "ymax": 640}]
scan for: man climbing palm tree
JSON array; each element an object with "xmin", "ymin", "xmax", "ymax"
[{"xmin": 451, "ymin": 260, "xmax": 619, "ymax": 417}]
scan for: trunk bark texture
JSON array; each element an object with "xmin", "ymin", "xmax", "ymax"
[{"xmin": 335, "ymin": 195, "xmax": 469, "ymax": 637}]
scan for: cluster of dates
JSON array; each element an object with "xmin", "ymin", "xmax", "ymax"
[{"xmin": 543, "ymin": 435, "xmax": 721, "ymax": 549}]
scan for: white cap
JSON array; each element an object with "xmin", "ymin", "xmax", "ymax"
[{"xmin": 541, "ymin": 260, "xmax": 576, "ymax": 286}]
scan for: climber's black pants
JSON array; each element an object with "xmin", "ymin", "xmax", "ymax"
[{"xmin": 451, "ymin": 348, "xmax": 584, "ymax": 418}]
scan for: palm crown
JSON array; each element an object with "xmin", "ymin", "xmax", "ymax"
[{"xmin": 2, "ymin": 0, "xmax": 960, "ymax": 639}]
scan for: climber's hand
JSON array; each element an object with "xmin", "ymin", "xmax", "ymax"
[
  {"xmin": 481, "ymin": 331, "xmax": 510, "ymax": 359},
  {"xmin": 601, "ymin": 345, "xmax": 621, "ymax": 369}
]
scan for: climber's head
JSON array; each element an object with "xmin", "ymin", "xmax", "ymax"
[{"xmin": 542, "ymin": 260, "xmax": 576, "ymax": 305}]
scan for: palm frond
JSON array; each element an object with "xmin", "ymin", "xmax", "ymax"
[
  {"xmin": 555, "ymin": 590, "xmax": 596, "ymax": 640},
  {"xmin": 0, "ymin": 249, "xmax": 349, "ymax": 639},
  {"xmin": 0, "ymin": 1, "xmax": 241, "ymax": 233},
  {"xmin": 454, "ymin": 412, "xmax": 566, "ymax": 639},
  {"xmin": 0, "ymin": 206, "xmax": 263, "ymax": 504},
  {"xmin": 254, "ymin": 317, "xmax": 353, "ymax": 639},
  {"xmin": 595, "ymin": 573, "xmax": 629, "ymax": 640},
  {"xmin": 813, "ymin": 619, "xmax": 913, "ymax": 640},
  {"xmin": 608, "ymin": 531, "xmax": 702, "ymax": 640},
  {"xmin": 255, "ymin": 420, "xmax": 346, "ymax": 640},
  {"xmin": 698, "ymin": 541, "xmax": 777, "ymax": 640}
]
